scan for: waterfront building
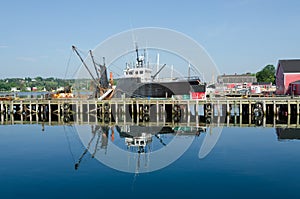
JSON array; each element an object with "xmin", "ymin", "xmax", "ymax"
[
  {"xmin": 276, "ymin": 59, "xmax": 300, "ymax": 95},
  {"xmin": 217, "ymin": 73, "xmax": 257, "ymax": 85}
]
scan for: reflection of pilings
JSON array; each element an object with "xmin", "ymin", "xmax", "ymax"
[
  {"xmin": 1, "ymin": 113, "xmax": 300, "ymax": 128},
  {"xmin": 114, "ymin": 101, "xmax": 118, "ymax": 123}
]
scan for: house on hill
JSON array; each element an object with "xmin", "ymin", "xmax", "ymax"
[{"xmin": 276, "ymin": 59, "xmax": 300, "ymax": 95}]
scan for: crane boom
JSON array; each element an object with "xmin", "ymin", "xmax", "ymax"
[
  {"xmin": 72, "ymin": 46, "xmax": 101, "ymax": 89},
  {"xmin": 151, "ymin": 64, "xmax": 166, "ymax": 80},
  {"xmin": 89, "ymin": 50, "xmax": 100, "ymax": 80}
]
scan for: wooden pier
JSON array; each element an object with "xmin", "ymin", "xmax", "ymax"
[{"xmin": 0, "ymin": 97, "xmax": 299, "ymax": 127}]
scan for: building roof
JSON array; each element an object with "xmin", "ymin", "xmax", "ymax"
[
  {"xmin": 252, "ymin": 82, "xmax": 272, "ymax": 86},
  {"xmin": 278, "ymin": 59, "xmax": 300, "ymax": 73},
  {"xmin": 290, "ymin": 80, "xmax": 300, "ymax": 84}
]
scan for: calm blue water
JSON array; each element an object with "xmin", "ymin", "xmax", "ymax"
[{"xmin": 0, "ymin": 124, "xmax": 300, "ymax": 199}]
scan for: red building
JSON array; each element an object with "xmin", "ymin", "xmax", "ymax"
[
  {"xmin": 276, "ymin": 59, "xmax": 300, "ymax": 95},
  {"xmin": 289, "ymin": 81, "xmax": 300, "ymax": 95}
]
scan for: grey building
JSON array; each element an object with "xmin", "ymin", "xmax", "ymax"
[{"xmin": 217, "ymin": 74, "xmax": 257, "ymax": 84}]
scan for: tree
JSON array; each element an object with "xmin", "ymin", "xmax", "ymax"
[
  {"xmin": 256, "ymin": 65, "xmax": 275, "ymax": 84},
  {"xmin": 34, "ymin": 76, "xmax": 43, "ymax": 82}
]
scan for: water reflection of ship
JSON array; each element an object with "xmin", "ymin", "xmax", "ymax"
[
  {"xmin": 119, "ymin": 126, "xmax": 174, "ymax": 154},
  {"xmin": 124, "ymin": 132, "xmax": 152, "ymax": 154},
  {"xmin": 276, "ymin": 128, "xmax": 300, "ymax": 140},
  {"xmin": 74, "ymin": 125, "xmax": 205, "ymax": 170},
  {"xmin": 119, "ymin": 125, "xmax": 204, "ymax": 149}
]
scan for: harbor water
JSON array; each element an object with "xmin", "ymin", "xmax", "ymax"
[{"xmin": 0, "ymin": 123, "xmax": 300, "ymax": 199}]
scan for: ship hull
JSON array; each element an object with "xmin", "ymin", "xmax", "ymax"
[{"xmin": 114, "ymin": 77, "xmax": 205, "ymax": 98}]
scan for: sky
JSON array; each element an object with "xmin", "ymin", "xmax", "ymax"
[{"xmin": 1, "ymin": 0, "xmax": 300, "ymax": 79}]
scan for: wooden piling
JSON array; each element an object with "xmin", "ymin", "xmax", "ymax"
[
  {"xmin": 273, "ymin": 101, "xmax": 276, "ymax": 116},
  {"xmin": 297, "ymin": 100, "xmax": 299, "ymax": 116},
  {"xmin": 249, "ymin": 101, "xmax": 252, "ymax": 116},
  {"xmin": 239, "ymin": 100, "xmax": 242, "ymax": 116},
  {"xmin": 263, "ymin": 101, "xmax": 266, "ymax": 116},
  {"xmin": 0, "ymin": 101, "xmax": 3, "ymax": 113},
  {"xmin": 226, "ymin": 100, "xmax": 230, "ymax": 115},
  {"xmin": 48, "ymin": 100, "xmax": 51, "ymax": 115},
  {"xmin": 156, "ymin": 100, "xmax": 159, "ymax": 124}
]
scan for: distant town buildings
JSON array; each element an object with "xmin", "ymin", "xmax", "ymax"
[
  {"xmin": 217, "ymin": 73, "xmax": 257, "ymax": 93},
  {"xmin": 217, "ymin": 73, "xmax": 257, "ymax": 84},
  {"xmin": 216, "ymin": 73, "xmax": 277, "ymax": 95}
]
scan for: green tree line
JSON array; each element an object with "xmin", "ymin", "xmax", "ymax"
[{"xmin": 0, "ymin": 77, "xmax": 75, "ymax": 92}]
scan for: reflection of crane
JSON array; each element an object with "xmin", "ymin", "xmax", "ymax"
[
  {"xmin": 75, "ymin": 125, "xmax": 110, "ymax": 170},
  {"xmin": 74, "ymin": 127, "xmax": 97, "ymax": 170},
  {"xmin": 154, "ymin": 134, "xmax": 167, "ymax": 146}
]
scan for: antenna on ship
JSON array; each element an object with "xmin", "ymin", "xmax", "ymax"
[
  {"xmin": 135, "ymin": 43, "xmax": 144, "ymax": 68},
  {"xmin": 188, "ymin": 62, "xmax": 191, "ymax": 80},
  {"xmin": 135, "ymin": 43, "xmax": 139, "ymax": 67},
  {"xmin": 146, "ymin": 48, "xmax": 149, "ymax": 68},
  {"xmin": 143, "ymin": 49, "xmax": 146, "ymax": 67},
  {"xmin": 156, "ymin": 53, "xmax": 160, "ymax": 79},
  {"xmin": 171, "ymin": 65, "xmax": 174, "ymax": 80}
]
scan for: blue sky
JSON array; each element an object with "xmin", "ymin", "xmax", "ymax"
[{"xmin": 1, "ymin": 0, "xmax": 300, "ymax": 79}]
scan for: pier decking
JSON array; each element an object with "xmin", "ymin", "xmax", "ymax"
[{"xmin": 0, "ymin": 97, "xmax": 299, "ymax": 127}]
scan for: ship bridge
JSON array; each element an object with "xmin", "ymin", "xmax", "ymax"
[{"xmin": 124, "ymin": 67, "xmax": 152, "ymax": 82}]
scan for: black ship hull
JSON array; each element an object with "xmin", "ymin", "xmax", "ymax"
[{"xmin": 114, "ymin": 77, "xmax": 206, "ymax": 98}]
